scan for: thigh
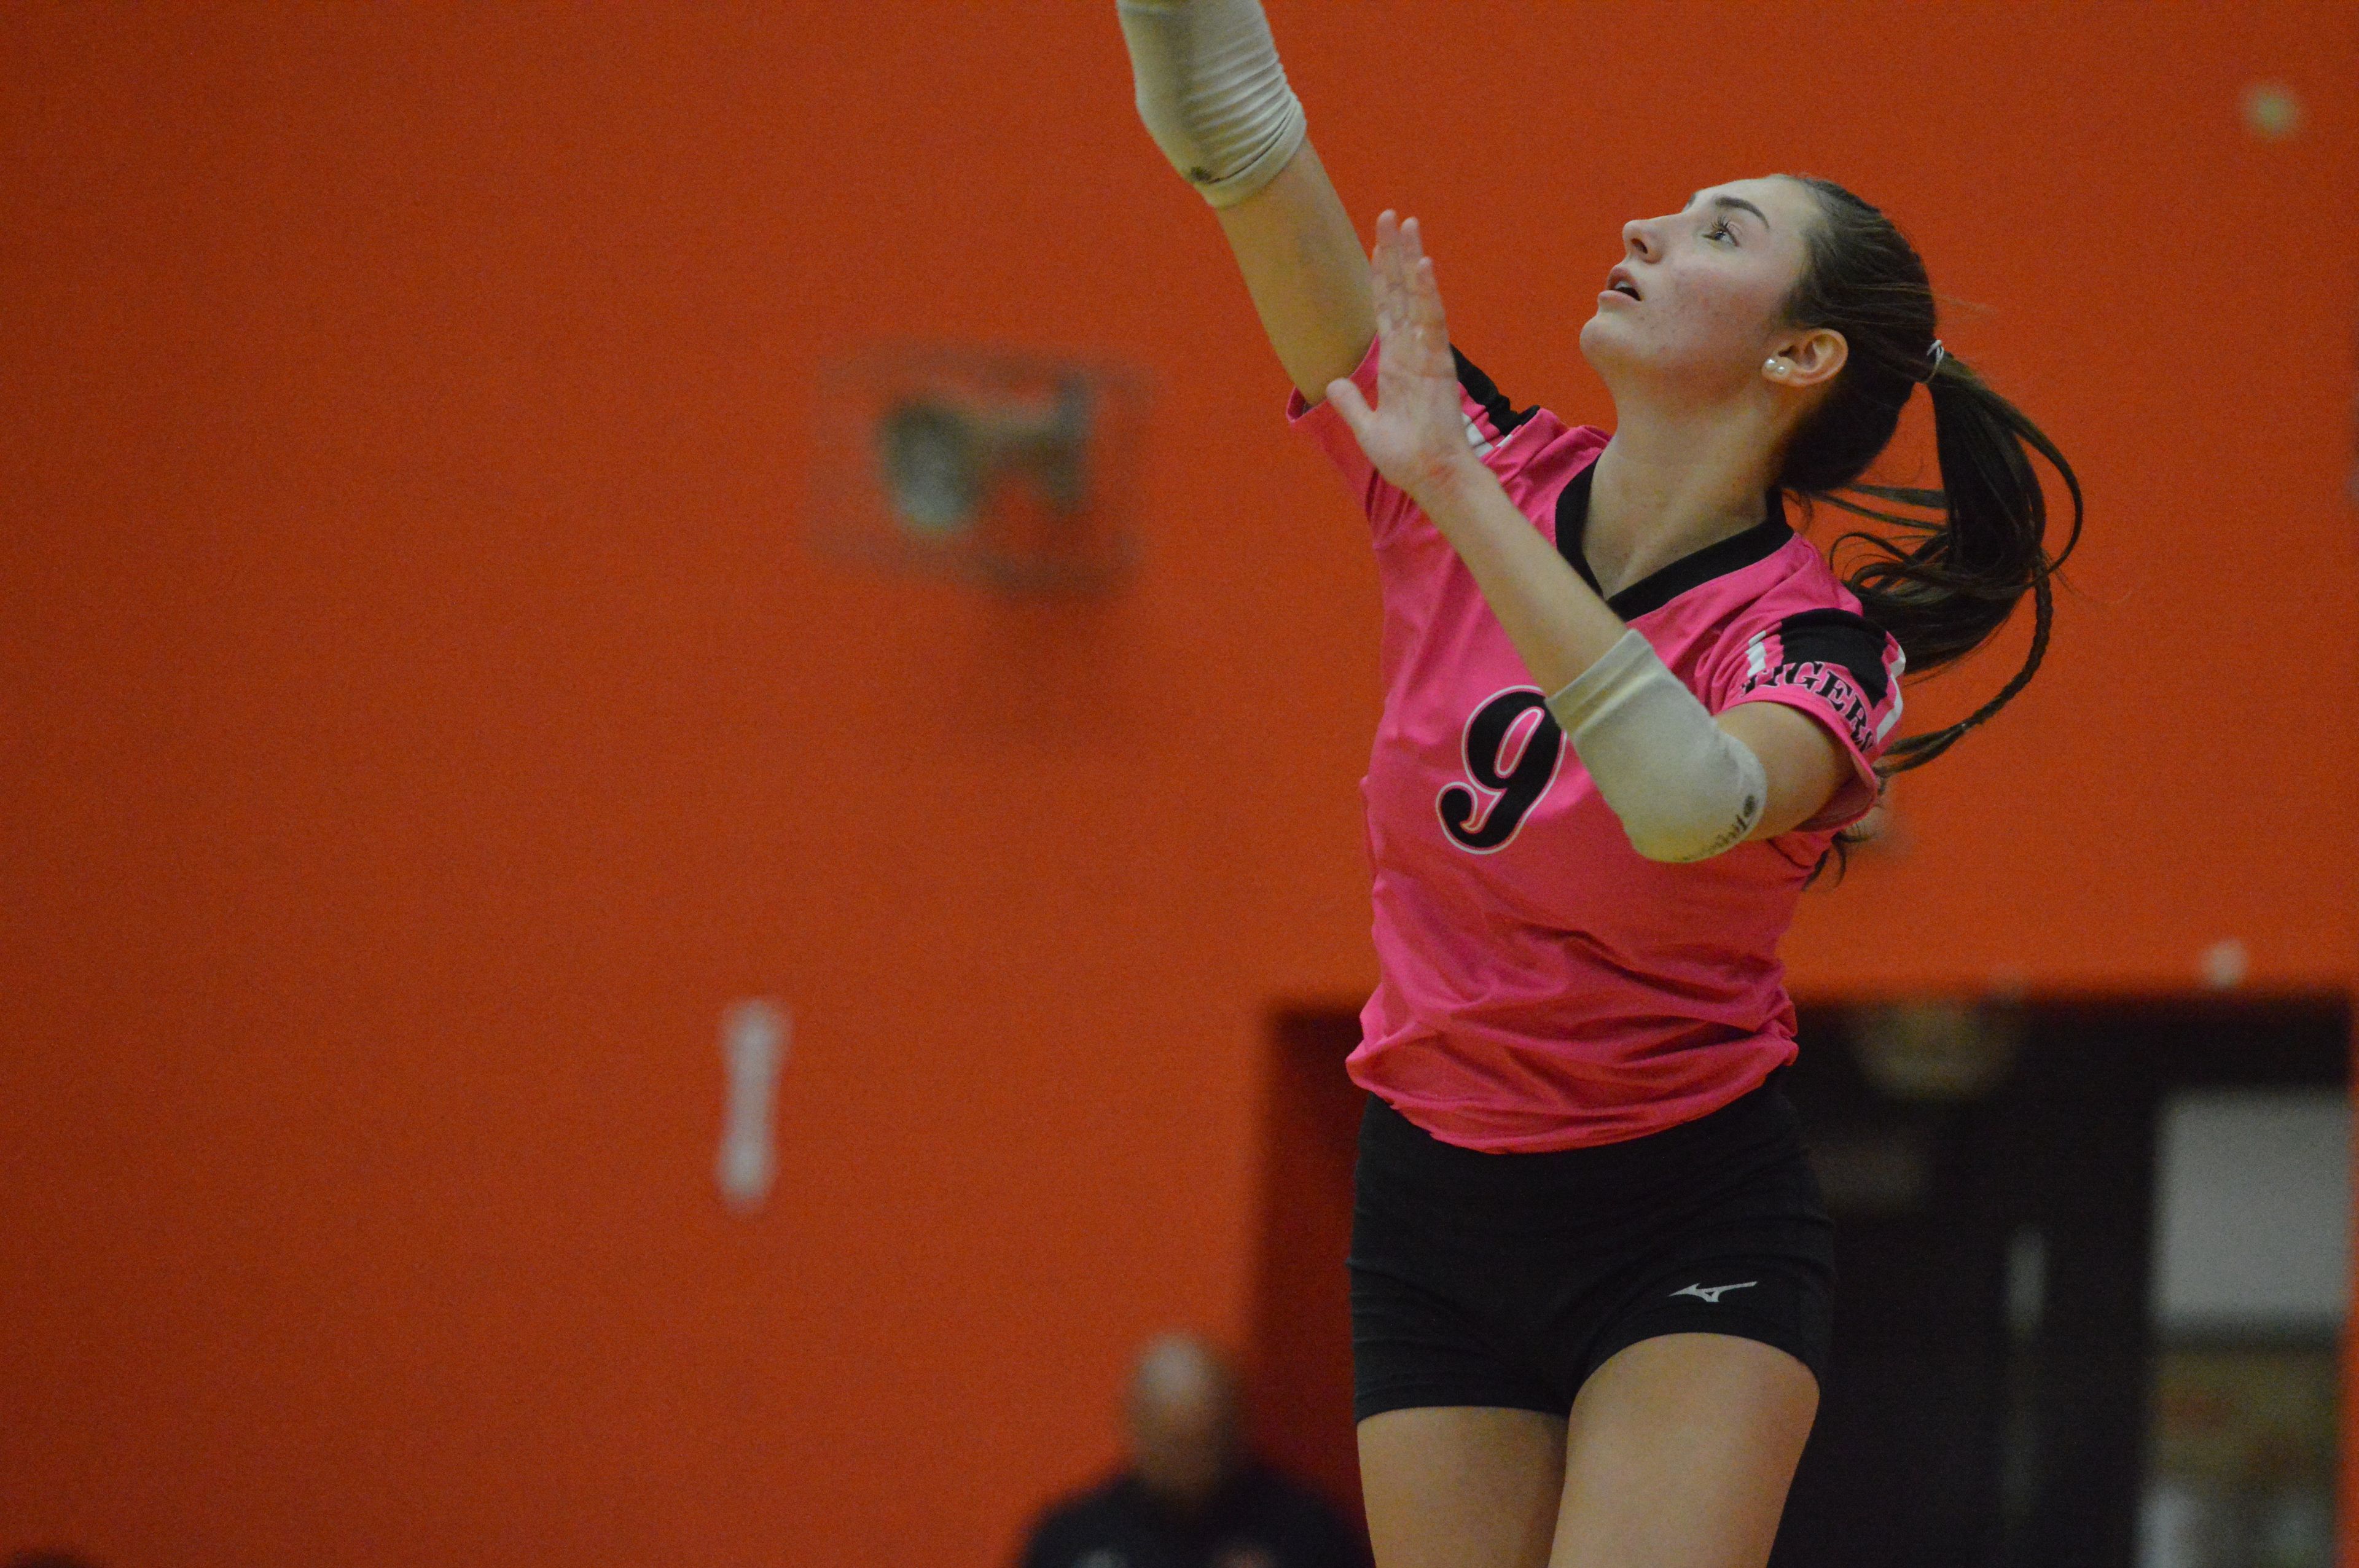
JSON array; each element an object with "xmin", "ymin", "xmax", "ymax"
[
  {"xmin": 1549, "ymin": 1333, "xmax": 1819, "ymax": 1568},
  {"xmin": 1359, "ymin": 1405, "xmax": 1567, "ymax": 1568}
]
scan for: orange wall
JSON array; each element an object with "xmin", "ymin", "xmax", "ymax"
[{"xmin": 2, "ymin": 4, "xmax": 2353, "ymax": 1563}]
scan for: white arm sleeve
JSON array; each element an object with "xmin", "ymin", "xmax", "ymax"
[
  {"xmin": 1116, "ymin": 0, "xmax": 1309, "ymax": 209},
  {"xmin": 1545, "ymin": 628, "xmax": 1769, "ymax": 863}
]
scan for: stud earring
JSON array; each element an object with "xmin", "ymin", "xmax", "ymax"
[{"xmin": 1766, "ymin": 359, "xmax": 1786, "ymax": 376}]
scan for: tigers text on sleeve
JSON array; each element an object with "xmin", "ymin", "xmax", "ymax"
[{"xmin": 1717, "ymin": 607, "xmax": 1906, "ymax": 833}]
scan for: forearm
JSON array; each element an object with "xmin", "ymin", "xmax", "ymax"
[
  {"xmin": 1415, "ymin": 459, "xmax": 1631, "ymax": 695},
  {"xmin": 1315, "ymin": 213, "xmax": 1770, "ymax": 862},
  {"xmin": 1421, "ymin": 459, "xmax": 1767, "ymax": 860},
  {"xmin": 1119, "ymin": 0, "xmax": 1369, "ymax": 402},
  {"xmin": 1213, "ymin": 140, "xmax": 1376, "ymax": 404}
]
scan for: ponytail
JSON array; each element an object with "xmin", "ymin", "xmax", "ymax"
[
  {"xmin": 1774, "ymin": 176, "xmax": 2086, "ymax": 884},
  {"xmin": 1844, "ymin": 355, "xmax": 2084, "ymax": 770}
]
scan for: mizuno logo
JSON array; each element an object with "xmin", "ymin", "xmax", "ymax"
[{"xmin": 1671, "ymin": 1281, "xmax": 1758, "ymax": 1305}]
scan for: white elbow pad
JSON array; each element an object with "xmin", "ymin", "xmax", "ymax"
[
  {"xmin": 1545, "ymin": 628, "xmax": 1769, "ymax": 863},
  {"xmin": 1116, "ymin": 0, "xmax": 1308, "ymax": 209}
]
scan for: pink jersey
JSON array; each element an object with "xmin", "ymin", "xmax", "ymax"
[{"xmin": 1288, "ymin": 334, "xmax": 1906, "ymax": 1152}]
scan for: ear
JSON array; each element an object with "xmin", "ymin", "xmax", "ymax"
[{"xmin": 1762, "ymin": 326, "xmax": 1848, "ymax": 391}]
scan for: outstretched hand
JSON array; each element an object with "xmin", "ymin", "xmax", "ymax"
[{"xmin": 1324, "ymin": 211, "xmax": 1482, "ymax": 509}]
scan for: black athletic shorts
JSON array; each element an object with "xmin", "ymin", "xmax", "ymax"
[{"xmin": 1348, "ymin": 1065, "xmax": 1835, "ymax": 1422}]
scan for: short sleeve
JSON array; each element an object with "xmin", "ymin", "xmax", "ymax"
[
  {"xmin": 1713, "ymin": 607, "xmax": 1906, "ymax": 833},
  {"xmin": 1285, "ymin": 335, "xmax": 1544, "ymax": 545}
]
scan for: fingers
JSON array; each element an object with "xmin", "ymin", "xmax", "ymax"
[
  {"xmin": 1397, "ymin": 217, "xmax": 1438, "ymax": 320},
  {"xmin": 1324, "ymin": 375, "xmax": 1372, "ymax": 438},
  {"xmin": 1378, "ymin": 209, "xmax": 1424, "ymax": 302},
  {"xmin": 1371, "ymin": 209, "xmax": 1402, "ymax": 341},
  {"xmin": 1368, "ymin": 209, "xmax": 1446, "ymax": 365},
  {"xmin": 1408, "ymin": 256, "xmax": 1446, "ymax": 344}
]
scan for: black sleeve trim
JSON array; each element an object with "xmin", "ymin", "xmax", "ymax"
[
  {"xmin": 1772, "ymin": 608, "xmax": 1893, "ymax": 704},
  {"xmin": 1450, "ymin": 347, "xmax": 1538, "ymax": 440}
]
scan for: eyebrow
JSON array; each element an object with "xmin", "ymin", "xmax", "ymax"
[{"xmin": 1684, "ymin": 191, "xmax": 1772, "ymax": 230}]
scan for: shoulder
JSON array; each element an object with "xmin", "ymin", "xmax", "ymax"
[
  {"xmin": 1447, "ymin": 346, "xmax": 1605, "ymax": 476},
  {"xmin": 1740, "ymin": 605, "xmax": 1899, "ymax": 702},
  {"xmin": 1723, "ymin": 543, "xmax": 1903, "ymax": 696},
  {"xmin": 1237, "ymin": 1461, "xmax": 1340, "ymax": 1513},
  {"xmin": 1710, "ymin": 593, "xmax": 1906, "ymax": 774},
  {"xmin": 1018, "ymin": 1475, "xmax": 1135, "ymax": 1563},
  {"xmin": 1233, "ymin": 1465, "xmax": 1362, "ymax": 1558}
]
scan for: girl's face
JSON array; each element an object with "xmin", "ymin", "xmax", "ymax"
[{"xmin": 1579, "ymin": 174, "xmax": 1825, "ymax": 400}]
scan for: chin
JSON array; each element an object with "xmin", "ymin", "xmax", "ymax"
[
  {"xmin": 1576, "ymin": 312, "xmax": 1608, "ymax": 361},
  {"xmin": 1577, "ymin": 314, "xmax": 1633, "ymax": 376}
]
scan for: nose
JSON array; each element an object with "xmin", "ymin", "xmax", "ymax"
[{"xmin": 1621, "ymin": 216, "xmax": 1659, "ymax": 261}]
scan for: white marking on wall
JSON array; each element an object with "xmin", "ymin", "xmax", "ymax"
[{"xmin": 716, "ymin": 999, "xmax": 789, "ymax": 1215}]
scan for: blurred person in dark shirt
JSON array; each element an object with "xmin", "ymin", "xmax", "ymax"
[{"xmin": 1018, "ymin": 1332, "xmax": 1364, "ymax": 1568}]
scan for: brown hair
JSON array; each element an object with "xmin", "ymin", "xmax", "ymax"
[{"xmin": 1775, "ymin": 175, "xmax": 2085, "ymax": 884}]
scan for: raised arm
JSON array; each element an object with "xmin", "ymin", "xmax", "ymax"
[
  {"xmin": 1214, "ymin": 141, "xmax": 1376, "ymax": 404},
  {"xmin": 1117, "ymin": 0, "xmax": 1375, "ymax": 404}
]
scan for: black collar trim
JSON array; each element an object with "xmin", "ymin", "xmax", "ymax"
[{"xmin": 1553, "ymin": 458, "xmax": 1793, "ymax": 620}]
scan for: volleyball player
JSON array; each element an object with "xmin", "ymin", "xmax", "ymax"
[{"xmin": 1114, "ymin": 4, "xmax": 2083, "ymax": 1567}]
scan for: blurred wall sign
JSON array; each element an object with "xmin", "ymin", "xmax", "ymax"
[
  {"xmin": 1848, "ymin": 997, "xmax": 2022, "ymax": 1102},
  {"xmin": 716, "ymin": 998, "xmax": 788, "ymax": 1215},
  {"xmin": 810, "ymin": 344, "xmax": 1149, "ymax": 593},
  {"xmin": 2240, "ymin": 82, "xmax": 2302, "ymax": 141}
]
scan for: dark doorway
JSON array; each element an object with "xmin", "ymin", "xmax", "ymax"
[
  {"xmin": 1245, "ymin": 1009, "xmax": 1371, "ymax": 1553},
  {"xmin": 1246, "ymin": 995, "xmax": 2352, "ymax": 1568}
]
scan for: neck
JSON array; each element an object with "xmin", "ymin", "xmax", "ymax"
[{"xmin": 1587, "ymin": 387, "xmax": 1784, "ymax": 601}]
